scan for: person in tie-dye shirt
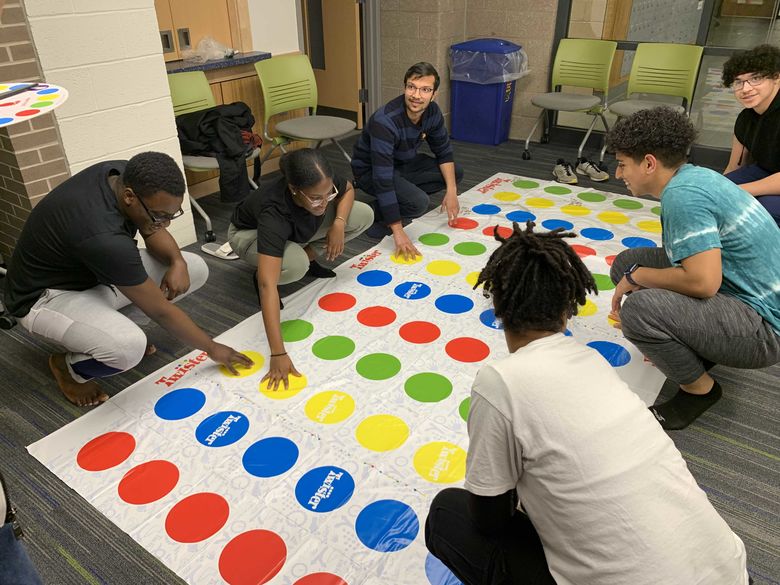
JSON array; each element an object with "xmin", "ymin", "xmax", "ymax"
[{"xmin": 606, "ymin": 107, "xmax": 780, "ymax": 430}]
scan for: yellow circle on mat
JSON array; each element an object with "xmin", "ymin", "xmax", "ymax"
[
  {"xmin": 390, "ymin": 252, "xmax": 422, "ymax": 265},
  {"xmin": 525, "ymin": 197, "xmax": 555, "ymax": 208},
  {"xmin": 578, "ymin": 299, "xmax": 598, "ymax": 317},
  {"xmin": 259, "ymin": 373, "xmax": 308, "ymax": 400},
  {"xmin": 220, "ymin": 351, "xmax": 265, "ymax": 377},
  {"xmin": 427, "ymin": 260, "xmax": 461, "ymax": 276},
  {"xmin": 598, "ymin": 211, "xmax": 630, "ymax": 224},
  {"xmin": 413, "ymin": 441, "xmax": 467, "ymax": 484},
  {"xmin": 304, "ymin": 390, "xmax": 355, "ymax": 424},
  {"xmin": 560, "ymin": 204, "xmax": 591, "ymax": 216},
  {"xmin": 356, "ymin": 415, "xmax": 409, "ymax": 451},
  {"xmin": 494, "ymin": 191, "xmax": 521, "ymax": 202},
  {"xmin": 637, "ymin": 219, "xmax": 662, "ymax": 233},
  {"xmin": 465, "ymin": 271, "xmax": 481, "ymax": 287}
]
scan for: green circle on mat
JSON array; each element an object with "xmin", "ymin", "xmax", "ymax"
[
  {"xmin": 613, "ymin": 198, "xmax": 643, "ymax": 210},
  {"xmin": 312, "ymin": 336, "xmax": 355, "ymax": 360},
  {"xmin": 544, "ymin": 186, "xmax": 572, "ymax": 195},
  {"xmin": 513, "ymin": 179, "xmax": 539, "ymax": 189},
  {"xmin": 281, "ymin": 319, "xmax": 314, "ymax": 342},
  {"xmin": 453, "ymin": 242, "xmax": 487, "ymax": 256},
  {"xmin": 404, "ymin": 372, "xmax": 453, "ymax": 403},
  {"xmin": 578, "ymin": 192, "xmax": 606, "ymax": 202},
  {"xmin": 651, "ymin": 206, "xmax": 661, "ymax": 216},
  {"xmin": 356, "ymin": 353, "xmax": 402, "ymax": 380},
  {"xmin": 30, "ymin": 101, "xmax": 53, "ymax": 108},
  {"xmin": 459, "ymin": 397, "xmax": 471, "ymax": 422},
  {"xmin": 419, "ymin": 232, "xmax": 450, "ymax": 246},
  {"xmin": 592, "ymin": 273, "xmax": 615, "ymax": 291}
]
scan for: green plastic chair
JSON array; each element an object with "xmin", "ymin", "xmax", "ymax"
[
  {"xmin": 255, "ymin": 54, "xmax": 355, "ymax": 163},
  {"xmin": 523, "ymin": 38, "xmax": 617, "ymax": 164}
]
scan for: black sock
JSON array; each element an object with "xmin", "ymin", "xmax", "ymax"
[
  {"xmin": 306, "ymin": 260, "xmax": 336, "ymax": 279},
  {"xmin": 649, "ymin": 381, "xmax": 722, "ymax": 430}
]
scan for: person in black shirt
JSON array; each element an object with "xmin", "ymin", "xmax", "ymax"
[
  {"xmin": 4, "ymin": 152, "xmax": 252, "ymax": 406},
  {"xmin": 228, "ymin": 148, "xmax": 373, "ymax": 390}
]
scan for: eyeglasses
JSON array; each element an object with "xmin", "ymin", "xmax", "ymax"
[
  {"xmin": 404, "ymin": 83, "xmax": 435, "ymax": 96},
  {"xmin": 136, "ymin": 193, "xmax": 184, "ymax": 224},
  {"xmin": 293, "ymin": 184, "xmax": 339, "ymax": 207},
  {"xmin": 730, "ymin": 75, "xmax": 766, "ymax": 91}
]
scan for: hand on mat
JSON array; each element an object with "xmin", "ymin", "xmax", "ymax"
[
  {"xmin": 441, "ymin": 191, "xmax": 460, "ymax": 225},
  {"xmin": 262, "ymin": 354, "xmax": 302, "ymax": 391},
  {"xmin": 393, "ymin": 231, "xmax": 421, "ymax": 261},
  {"xmin": 608, "ymin": 309, "xmax": 622, "ymax": 330},
  {"xmin": 325, "ymin": 223, "xmax": 345, "ymax": 261},
  {"xmin": 610, "ymin": 277, "xmax": 641, "ymax": 319},
  {"xmin": 160, "ymin": 260, "xmax": 190, "ymax": 300},
  {"xmin": 209, "ymin": 343, "xmax": 254, "ymax": 375}
]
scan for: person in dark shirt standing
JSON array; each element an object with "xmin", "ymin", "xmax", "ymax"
[
  {"xmin": 4, "ymin": 152, "xmax": 251, "ymax": 406},
  {"xmin": 352, "ymin": 62, "xmax": 464, "ymax": 259}
]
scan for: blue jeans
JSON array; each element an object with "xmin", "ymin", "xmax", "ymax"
[
  {"xmin": 725, "ymin": 164, "xmax": 780, "ymax": 227},
  {"xmin": 0, "ymin": 522, "xmax": 43, "ymax": 585}
]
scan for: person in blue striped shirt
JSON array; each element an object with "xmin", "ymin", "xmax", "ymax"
[{"xmin": 352, "ymin": 62, "xmax": 464, "ymax": 260}]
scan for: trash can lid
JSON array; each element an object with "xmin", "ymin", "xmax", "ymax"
[{"xmin": 450, "ymin": 38, "xmax": 521, "ymax": 54}]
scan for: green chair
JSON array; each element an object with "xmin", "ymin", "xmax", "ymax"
[
  {"xmin": 523, "ymin": 38, "xmax": 617, "ymax": 164},
  {"xmin": 168, "ymin": 71, "xmax": 260, "ymax": 249},
  {"xmin": 255, "ymin": 54, "xmax": 355, "ymax": 164}
]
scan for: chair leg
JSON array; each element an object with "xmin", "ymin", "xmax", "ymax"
[
  {"xmin": 577, "ymin": 115, "xmax": 600, "ymax": 161},
  {"xmin": 598, "ymin": 113, "xmax": 612, "ymax": 164},
  {"xmin": 523, "ymin": 110, "xmax": 545, "ymax": 159},
  {"xmin": 189, "ymin": 194, "xmax": 216, "ymax": 243},
  {"xmin": 331, "ymin": 138, "xmax": 352, "ymax": 163}
]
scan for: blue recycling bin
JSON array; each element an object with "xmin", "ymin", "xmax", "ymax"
[{"xmin": 450, "ymin": 38, "xmax": 527, "ymax": 145}]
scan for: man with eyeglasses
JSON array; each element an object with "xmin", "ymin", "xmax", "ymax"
[
  {"xmin": 3, "ymin": 152, "xmax": 252, "ymax": 407},
  {"xmin": 352, "ymin": 62, "xmax": 464, "ymax": 259},
  {"xmin": 722, "ymin": 44, "xmax": 780, "ymax": 227}
]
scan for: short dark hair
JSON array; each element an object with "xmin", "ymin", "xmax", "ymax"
[
  {"xmin": 605, "ymin": 106, "xmax": 696, "ymax": 167},
  {"xmin": 279, "ymin": 148, "xmax": 333, "ymax": 188},
  {"xmin": 476, "ymin": 222, "xmax": 596, "ymax": 334},
  {"xmin": 722, "ymin": 44, "xmax": 780, "ymax": 88},
  {"xmin": 404, "ymin": 62, "xmax": 440, "ymax": 92},
  {"xmin": 123, "ymin": 152, "xmax": 185, "ymax": 199}
]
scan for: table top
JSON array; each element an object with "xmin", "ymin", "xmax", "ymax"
[
  {"xmin": 0, "ymin": 82, "xmax": 69, "ymax": 128},
  {"xmin": 165, "ymin": 50, "xmax": 271, "ymax": 75}
]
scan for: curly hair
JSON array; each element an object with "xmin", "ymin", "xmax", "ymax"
[
  {"xmin": 476, "ymin": 221, "xmax": 596, "ymax": 334},
  {"xmin": 279, "ymin": 148, "xmax": 333, "ymax": 189},
  {"xmin": 123, "ymin": 152, "xmax": 185, "ymax": 199},
  {"xmin": 404, "ymin": 62, "xmax": 440, "ymax": 92},
  {"xmin": 722, "ymin": 44, "xmax": 780, "ymax": 88},
  {"xmin": 605, "ymin": 106, "xmax": 697, "ymax": 167}
]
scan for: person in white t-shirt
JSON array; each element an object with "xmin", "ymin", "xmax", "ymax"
[{"xmin": 424, "ymin": 221, "xmax": 751, "ymax": 585}]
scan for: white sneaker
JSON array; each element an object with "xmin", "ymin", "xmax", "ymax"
[
  {"xmin": 552, "ymin": 159, "xmax": 578, "ymax": 184},
  {"xmin": 575, "ymin": 158, "xmax": 609, "ymax": 182}
]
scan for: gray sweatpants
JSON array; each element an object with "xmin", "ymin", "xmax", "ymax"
[
  {"xmin": 227, "ymin": 200, "xmax": 374, "ymax": 284},
  {"xmin": 610, "ymin": 247, "xmax": 780, "ymax": 384},
  {"xmin": 18, "ymin": 250, "xmax": 208, "ymax": 383}
]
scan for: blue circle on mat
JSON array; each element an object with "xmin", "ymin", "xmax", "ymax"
[
  {"xmin": 472, "ymin": 203, "xmax": 501, "ymax": 215},
  {"xmin": 9, "ymin": 84, "xmax": 30, "ymax": 91},
  {"xmin": 542, "ymin": 219, "xmax": 574, "ymax": 231},
  {"xmin": 479, "ymin": 309, "xmax": 503, "ymax": 330},
  {"xmin": 564, "ymin": 328, "xmax": 572, "ymax": 337},
  {"xmin": 295, "ymin": 466, "xmax": 354, "ymax": 513},
  {"xmin": 394, "ymin": 281, "xmax": 431, "ymax": 300},
  {"xmin": 425, "ymin": 552, "xmax": 463, "ymax": 585},
  {"xmin": 506, "ymin": 210, "xmax": 536, "ymax": 223},
  {"xmin": 435, "ymin": 294, "xmax": 474, "ymax": 314},
  {"xmin": 621, "ymin": 236, "xmax": 657, "ymax": 249},
  {"xmin": 195, "ymin": 411, "xmax": 249, "ymax": 447},
  {"xmin": 36, "ymin": 88, "xmax": 59, "ymax": 94},
  {"xmin": 355, "ymin": 499, "xmax": 419, "ymax": 552},
  {"xmin": 0, "ymin": 118, "xmax": 13, "ymax": 126},
  {"xmin": 154, "ymin": 387, "xmax": 206, "ymax": 421},
  {"xmin": 357, "ymin": 269, "xmax": 392, "ymax": 287},
  {"xmin": 242, "ymin": 437, "xmax": 299, "ymax": 478},
  {"xmin": 587, "ymin": 341, "xmax": 631, "ymax": 367},
  {"xmin": 581, "ymin": 227, "xmax": 614, "ymax": 241}
]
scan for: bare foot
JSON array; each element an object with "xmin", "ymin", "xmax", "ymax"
[
  {"xmin": 48, "ymin": 354, "xmax": 109, "ymax": 407},
  {"xmin": 145, "ymin": 344, "xmax": 156, "ymax": 356}
]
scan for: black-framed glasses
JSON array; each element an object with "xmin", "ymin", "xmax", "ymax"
[
  {"xmin": 730, "ymin": 75, "xmax": 766, "ymax": 91},
  {"xmin": 293, "ymin": 184, "xmax": 339, "ymax": 208},
  {"xmin": 404, "ymin": 82, "xmax": 434, "ymax": 96},
  {"xmin": 136, "ymin": 193, "xmax": 184, "ymax": 224}
]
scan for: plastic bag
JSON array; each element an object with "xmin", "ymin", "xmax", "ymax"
[
  {"xmin": 181, "ymin": 36, "xmax": 236, "ymax": 63},
  {"xmin": 450, "ymin": 44, "xmax": 530, "ymax": 84}
]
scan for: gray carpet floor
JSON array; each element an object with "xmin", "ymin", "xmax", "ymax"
[{"xmin": 0, "ymin": 135, "xmax": 778, "ymax": 584}]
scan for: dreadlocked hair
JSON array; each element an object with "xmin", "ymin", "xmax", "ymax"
[{"xmin": 476, "ymin": 221, "xmax": 597, "ymax": 333}]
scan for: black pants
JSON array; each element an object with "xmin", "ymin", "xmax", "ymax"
[{"xmin": 425, "ymin": 488, "xmax": 556, "ymax": 585}]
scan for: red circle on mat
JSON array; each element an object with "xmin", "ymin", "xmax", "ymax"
[
  {"xmin": 399, "ymin": 320, "xmax": 441, "ymax": 344},
  {"xmin": 15, "ymin": 109, "xmax": 39, "ymax": 116},
  {"xmin": 165, "ymin": 492, "xmax": 229, "ymax": 543},
  {"xmin": 118, "ymin": 460, "xmax": 179, "ymax": 505},
  {"xmin": 571, "ymin": 244, "xmax": 596, "ymax": 258},
  {"xmin": 482, "ymin": 225, "xmax": 512, "ymax": 239},
  {"xmin": 294, "ymin": 573, "xmax": 348, "ymax": 585},
  {"xmin": 605, "ymin": 254, "xmax": 616, "ymax": 266},
  {"xmin": 452, "ymin": 217, "xmax": 479, "ymax": 230},
  {"xmin": 445, "ymin": 337, "xmax": 490, "ymax": 362},
  {"xmin": 76, "ymin": 431, "xmax": 136, "ymax": 472},
  {"xmin": 318, "ymin": 292, "xmax": 357, "ymax": 312},
  {"xmin": 218, "ymin": 529, "xmax": 287, "ymax": 585},
  {"xmin": 357, "ymin": 306, "xmax": 396, "ymax": 327}
]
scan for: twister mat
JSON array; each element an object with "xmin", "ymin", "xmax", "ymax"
[{"xmin": 29, "ymin": 173, "xmax": 666, "ymax": 585}]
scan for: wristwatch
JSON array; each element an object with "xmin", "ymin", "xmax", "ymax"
[{"xmin": 624, "ymin": 263, "xmax": 641, "ymax": 286}]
